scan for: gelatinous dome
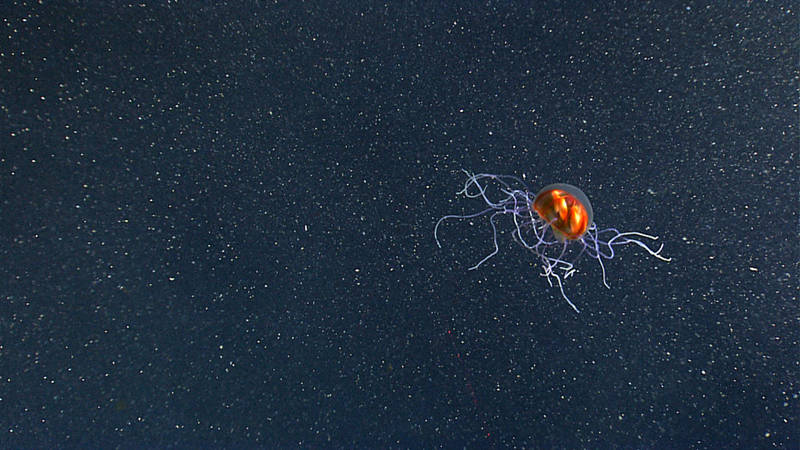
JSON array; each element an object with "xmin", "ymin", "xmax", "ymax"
[{"xmin": 532, "ymin": 183, "xmax": 593, "ymax": 241}]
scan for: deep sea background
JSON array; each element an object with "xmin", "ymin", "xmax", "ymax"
[{"xmin": 2, "ymin": 1, "xmax": 797, "ymax": 448}]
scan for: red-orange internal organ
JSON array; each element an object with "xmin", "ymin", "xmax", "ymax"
[{"xmin": 533, "ymin": 189, "xmax": 591, "ymax": 241}]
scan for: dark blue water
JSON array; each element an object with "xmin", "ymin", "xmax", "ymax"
[{"xmin": 2, "ymin": 2, "xmax": 796, "ymax": 447}]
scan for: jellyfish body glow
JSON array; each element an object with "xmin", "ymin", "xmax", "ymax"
[{"xmin": 434, "ymin": 171, "xmax": 671, "ymax": 313}]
